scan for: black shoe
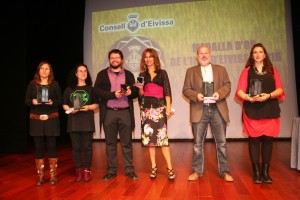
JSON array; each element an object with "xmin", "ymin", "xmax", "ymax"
[
  {"xmin": 102, "ymin": 173, "xmax": 116, "ymax": 181},
  {"xmin": 261, "ymin": 163, "xmax": 272, "ymax": 184},
  {"xmin": 252, "ymin": 164, "xmax": 262, "ymax": 184},
  {"xmin": 126, "ymin": 172, "xmax": 138, "ymax": 180}
]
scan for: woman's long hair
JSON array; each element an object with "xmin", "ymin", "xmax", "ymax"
[
  {"xmin": 33, "ymin": 61, "xmax": 55, "ymax": 84},
  {"xmin": 139, "ymin": 48, "xmax": 161, "ymax": 73},
  {"xmin": 245, "ymin": 43, "xmax": 274, "ymax": 75}
]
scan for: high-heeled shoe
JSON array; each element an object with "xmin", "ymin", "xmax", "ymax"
[
  {"xmin": 167, "ymin": 168, "xmax": 175, "ymax": 180},
  {"xmin": 150, "ymin": 166, "xmax": 157, "ymax": 179}
]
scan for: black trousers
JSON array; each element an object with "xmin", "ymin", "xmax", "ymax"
[
  {"xmin": 34, "ymin": 136, "xmax": 57, "ymax": 159},
  {"xmin": 70, "ymin": 131, "xmax": 93, "ymax": 168},
  {"xmin": 103, "ymin": 109, "xmax": 134, "ymax": 174},
  {"xmin": 249, "ymin": 135, "xmax": 273, "ymax": 165}
]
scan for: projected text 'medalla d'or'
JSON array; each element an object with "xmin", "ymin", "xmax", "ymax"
[{"xmin": 169, "ymin": 40, "xmax": 283, "ymax": 67}]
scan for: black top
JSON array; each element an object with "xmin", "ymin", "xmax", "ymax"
[
  {"xmin": 63, "ymin": 85, "xmax": 99, "ymax": 132},
  {"xmin": 25, "ymin": 80, "xmax": 62, "ymax": 115},
  {"xmin": 140, "ymin": 69, "xmax": 172, "ymax": 100},
  {"xmin": 25, "ymin": 80, "xmax": 62, "ymax": 136},
  {"xmin": 244, "ymin": 66, "xmax": 280, "ymax": 120}
]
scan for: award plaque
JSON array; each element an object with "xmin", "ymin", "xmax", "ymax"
[
  {"xmin": 37, "ymin": 85, "xmax": 49, "ymax": 103},
  {"xmin": 72, "ymin": 93, "xmax": 84, "ymax": 110},
  {"xmin": 137, "ymin": 77, "xmax": 144, "ymax": 84},
  {"xmin": 249, "ymin": 79, "xmax": 262, "ymax": 96},
  {"xmin": 120, "ymin": 84, "xmax": 128, "ymax": 93},
  {"xmin": 202, "ymin": 82, "xmax": 214, "ymax": 97}
]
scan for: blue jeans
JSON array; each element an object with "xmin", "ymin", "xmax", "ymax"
[{"xmin": 191, "ymin": 105, "xmax": 230, "ymax": 177}]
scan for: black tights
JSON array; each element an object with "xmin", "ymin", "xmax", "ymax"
[
  {"xmin": 249, "ymin": 135, "xmax": 273, "ymax": 165},
  {"xmin": 70, "ymin": 131, "xmax": 93, "ymax": 168},
  {"xmin": 34, "ymin": 136, "xmax": 57, "ymax": 159}
]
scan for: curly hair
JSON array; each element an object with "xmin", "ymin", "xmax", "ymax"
[{"xmin": 67, "ymin": 63, "xmax": 93, "ymax": 89}]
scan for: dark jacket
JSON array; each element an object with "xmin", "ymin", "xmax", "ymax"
[{"xmin": 94, "ymin": 67, "xmax": 139, "ymax": 132}]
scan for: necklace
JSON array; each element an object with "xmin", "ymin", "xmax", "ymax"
[{"xmin": 253, "ymin": 66, "xmax": 266, "ymax": 75}]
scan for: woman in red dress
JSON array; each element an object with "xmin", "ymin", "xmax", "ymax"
[{"xmin": 235, "ymin": 43, "xmax": 285, "ymax": 184}]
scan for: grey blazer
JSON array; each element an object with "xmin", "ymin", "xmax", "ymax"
[{"xmin": 182, "ymin": 64, "xmax": 231, "ymax": 123}]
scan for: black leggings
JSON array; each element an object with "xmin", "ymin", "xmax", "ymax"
[
  {"xmin": 249, "ymin": 135, "xmax": 273, "ymax": 165},
  {"xmin": 34, "ymin": 136, "xmax": 57, "ymax": 159},
  {"xmin": 70, "ymin": 131, "xmax": 93, "ymax": 168}
]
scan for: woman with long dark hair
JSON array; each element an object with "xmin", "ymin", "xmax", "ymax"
[{"xmin": 236, "ymin": 43, "xmax": 285, "ymax": 184}]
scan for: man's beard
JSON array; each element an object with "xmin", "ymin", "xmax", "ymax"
[
  {"xmin": 110, "ymin": 64, "xmax": 122, "ymax": 69},
  {"xmin": 199, "ymin": 60, "xmax": 210, "ymax": 67}
]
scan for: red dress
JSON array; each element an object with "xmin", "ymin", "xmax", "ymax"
[{"xmin": 235, "ymin": 66, "xmax": 285, "ymax": 137}]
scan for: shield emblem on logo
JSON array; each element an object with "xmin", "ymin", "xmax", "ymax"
[{"xmin": 127, "ymin": 19, "xmax": 139, "ymax": 32}]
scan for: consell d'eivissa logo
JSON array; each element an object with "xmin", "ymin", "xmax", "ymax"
[{"xmin": 99, "ymin": 13, "xmax": 175, "ymax": 33}]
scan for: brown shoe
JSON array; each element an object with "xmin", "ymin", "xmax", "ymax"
[
  {"xmin": 188, "ymin": 172, "xmax": 201, "ymax": 181},
  {"xmin": 223, "ymin": 172, "xmax": 234, "ymax": 182}
]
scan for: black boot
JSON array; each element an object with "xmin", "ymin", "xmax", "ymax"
[
  {"xmin": 261, "ymin": 163, "xmax": 272, "ymax": 183},
  {"xmin": 252, "ymin": 164, "xmax": 261, "ymax": 184}
]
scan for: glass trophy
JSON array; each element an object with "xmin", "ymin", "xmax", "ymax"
[
  {"xmin": 72, "ymin": 93, "xmax": 84, "ymax": 110},
  {"xmin": 37, "ymin": 85, "xmax": 49, "ymax": 103},
  {"xmin": 120, "ymin": 84, "xmax": 128, "ymax": 93},
  {"xmin": 137, "ymin": 77, "xmax": 144, "ymax": 84},
  {"xmin": 202, "ymin": 82, "xmax": 214, "ymax": 97},
  {"xmin": 249, "ymin": 79, "xmax": 262, "ymax": 96}
]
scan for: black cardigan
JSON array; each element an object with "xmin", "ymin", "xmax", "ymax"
[{"xmin": 94, "ymin": 67, "xmax": 139, "ymax": 132}]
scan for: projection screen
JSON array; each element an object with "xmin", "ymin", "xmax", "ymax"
[{"xmin": 84, "ymin": 0, "xmax": 297, "ymax": 139}]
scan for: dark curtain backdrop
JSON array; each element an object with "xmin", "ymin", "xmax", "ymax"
[
  {"xmin": 1, "ymin": 0, "xmax": 299, "ymax": 153},
  {"xmin": 2, "ymin": 0, "xmax": 85, "ymax": 153},
  {"xmin": 291, "ymin": 0, "xmax": 300, "ymax": 108}
]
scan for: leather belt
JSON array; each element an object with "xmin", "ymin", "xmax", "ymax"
[
  {"xmin": 203, "ymin": 103, "xmax": 216, "ymax": 107},
  {"xmin": 107, "ymin": 107, "xmax": 129, "ymax": 111},
  {"xmin": 30, "ymin": 112, "xmax": 59, "ymax": 120}
]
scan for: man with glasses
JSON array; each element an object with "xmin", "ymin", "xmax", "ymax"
[{"xmin": 94, "ymin": 49, "xmax": 139, "ymax": 181}]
